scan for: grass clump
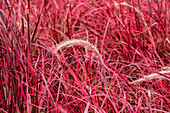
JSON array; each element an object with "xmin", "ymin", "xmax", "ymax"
[{"xmin": 0, "ymin": 0, "xmax": 169, "ymax": 112}]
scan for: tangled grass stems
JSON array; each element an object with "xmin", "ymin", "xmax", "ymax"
[
  {"xmin": 114, "ymin": 1, "xmax": 165, "ymax": 66},
  {"xmin": 54, "ymin": 39, "xmax": 170, "ymax": 84},
  {"xmin": 0, "ymin": 0, "xmax": 169, "ymax": 112},
  {"xmin": 53, "ymin": 39, "xmax": 119, "ymax": 112}
]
